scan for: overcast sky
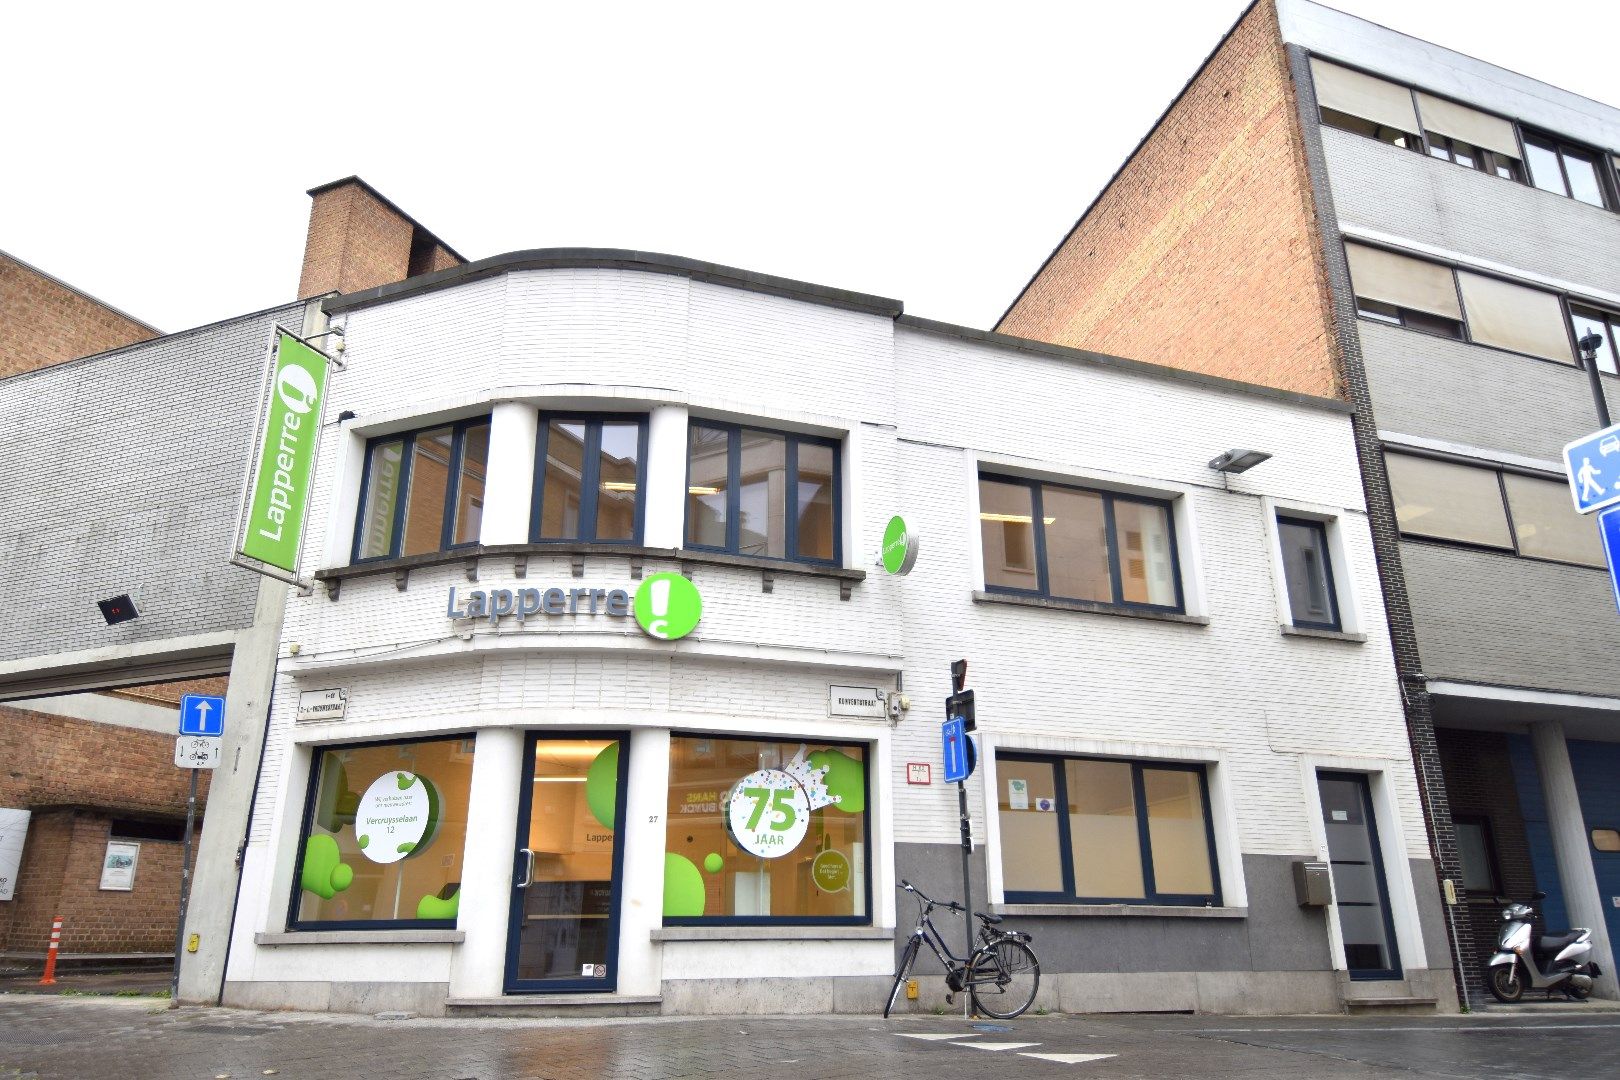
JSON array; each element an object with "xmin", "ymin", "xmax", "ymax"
[{"xmin": 4, "ymin": 1, "xmax": 1617, "ymax": 336}]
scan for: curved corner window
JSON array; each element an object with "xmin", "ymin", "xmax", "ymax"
[
  {"xmin": 353, "ymin": 417, "xmax": 490, "ymax": 561},
  {"xmin": 531, "ymin": 415, "xmax": 648, "ymax": 544},
  {"xmin": 664, "ymin": 734, "xmax": 870, "ymax": 923},
  {"xmin": 684, "ymin": 422, "xmax": 840, "ymax": 565},
  {"xmin": 979, "ymin": 473, "xmax": 1182, "ymax": 611},
  {"xmin": 290, "ymin": 735, "xmax": 475, "ymax": 929}
]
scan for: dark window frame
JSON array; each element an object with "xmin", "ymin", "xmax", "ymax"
[
  {"xmin": 286, "ymin": 732, "xmax": 477, "ymax": 933},
  {"xmin": 1569, "ymin": 304, "xmax": 1620, "ymax": 379},
  {"xmin": 1309, "ymin": 53, "xmax": 1620, "ymax": 213},
  {"xmin": 979, "ymin": 473, "xmax": 1185, "ymax": 614},
  {"xmin": 1347, "ymin": 242, "xmax": 1590, "ymax": 370},
  {"xmin": 1384, "ymin": 448, "xmax": 1606, "ymax": 571},
  {"xmin": 351, "ymin": 416, "xmax": 491, "ymax": 563},
  {"xmin": 683, "ymin": 420, "xmax": 843, "ymax": 566},
  {"xmin": 1277, "ymin": 515, "xmax": 1343, "ymax": 632},
  {"xmin": 1453, "ymin": 814, "xmax": 1503, "ymax": 897},
  {"xmin": 1522, "ymin": 130, "xmax": 1615, "ymax": 209},
  {"xmin": 662, "ymin": 730, "xmax": 873, "ymax": 927},
  {"xmin": 529, "ymin": 412, "xmax": 650, "ymax": 545},
  {"xmin": 1422, "ymin": 131, "xmax": 1524, "ymax": 182},
  {"xmin": 997, "ymin": 751, "xmax": 1222, "ymax": 907}
]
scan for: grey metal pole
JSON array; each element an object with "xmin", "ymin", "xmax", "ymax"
[
  {"xmin": 1580, "ymin": 333, "xmax": 1612, "ymax": 428},
  {"xmin": 958, "ymin": 778, "xmax": 974, "ymax": 1006},
  {"xmin": 169, "ymin": 768, "xmax": 198, "ymax": 1007}
]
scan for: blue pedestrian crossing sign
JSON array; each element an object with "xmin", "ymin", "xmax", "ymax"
[
  {"xmin": 1563, "ymin": 422, "xmax": 1620, "ymax": 514},
  {"xmin": 179, "ymin": 694, "xmax": 226, "ymax": 737},
  {"xmin": 942, "ymin": 716, "xmax": 975, "ymax": 783}
]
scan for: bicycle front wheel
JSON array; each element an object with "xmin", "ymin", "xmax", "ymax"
[
  {"xmin": 968, "ymin": 939, "xmax": 1040, "ymax": 1019},
  {"xmin": 884, "ymin": 937, "xmax": 921, "ymax": 1018}
]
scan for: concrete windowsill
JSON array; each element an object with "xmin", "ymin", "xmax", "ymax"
[
  {"xmin": 254, "ymin": 930, "xmax": 465, "ymax": 946},
  {"xmin": 993, "ymin": 904, "xmax": 1247, "ymax": 919},
  {"xmin": 652, "ymin": 925, "xmax": 892, "ymax": 942},
  {"xmin": 972, "ymin": 591, "xmax": 1209, "ymax": 626},
  {"xmin": 316, "ymin": 544, "xmax": 865, "ymax": 584},
  {"xmin": 1280, "ymin": 624, "xmax": 1367, "ymax": 643}
]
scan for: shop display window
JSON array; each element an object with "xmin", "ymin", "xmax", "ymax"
[
  {"xmin": 664, "ymin": 735, "xmax": 869, "ymax": 923},
  {"xmin": 290, "ymin": 735, "xmax": 475, "ymax": 928}
]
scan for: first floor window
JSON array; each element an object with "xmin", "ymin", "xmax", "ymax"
[
  {"xmin": 996, "ymin": 752, "xmax": 1219, "ymax": 905},
  {"xmin": 664, "ymin": 735, "xmax": 868, "ymax": 922},
  {"xmin": 685, "ymin": 422, "xmax": 840, "ymax": 564},
  {"xmin": 354, "ymin": 417, "xmax": 490, "ymax": 561},
  {"xmin": 1278, "ymin": 516, "xmax": 1341, "ymax": 630},
  {"xmin": 291, "ymin": 736, "xmax": 476, "ymax": 927},
  {"xmin": 532, "ymin": 414, "xmax": 647, "ymax": 544},
  {"xmin": 979, "ymin": 474, "xmax": 1181, "ymax": 610}
]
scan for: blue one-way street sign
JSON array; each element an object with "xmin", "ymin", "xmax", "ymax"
[
  {"xmin": 942, "ymin": 716, "xmax": 972, "ymax": 783},
  {"xmin": 179, "ymin": 694, "xmax": 225, "ymax": 737},
  {"xmin": 1563, "ymin": 422, "xmax": 1620, "ymax": 514}
]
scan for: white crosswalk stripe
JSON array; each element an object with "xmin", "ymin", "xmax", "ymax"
[
  {"xmin": 1020, "ymin": 1053, "xmax": 1118, "ymax": 1065},
  {"xmin": 953, "ymin": 1041, "xmax": 1040, "ymax": 1051},
  {"xmin": 896, "ymin": 1031, "xmax": 1118, "ymax": 1066}
]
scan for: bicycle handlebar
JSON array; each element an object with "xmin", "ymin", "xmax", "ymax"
[{"xmin": 898, "ymin": 880, "xmax": 963, "ymax": 912}]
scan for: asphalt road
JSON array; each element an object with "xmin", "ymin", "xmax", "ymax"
[{"xmin": 1, "ymin": 996, "xmax": 1618, "ymax": 1079}]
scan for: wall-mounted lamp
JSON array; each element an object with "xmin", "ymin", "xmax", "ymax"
[
  {"xmin": 1208, "ymin": 448, "xmax": 1272, "ymax": 474},
  {"xmin": 97, "ymin": 594, "xmax": 139, "ymax": 625}
]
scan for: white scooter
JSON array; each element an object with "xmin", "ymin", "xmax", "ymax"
[{"xmin": 1486, "ymin": 891, "xmax": 1600, "ymax": 1003}]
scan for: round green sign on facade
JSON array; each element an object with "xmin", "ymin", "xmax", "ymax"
[
  {"xmin": 634, "ymin": 572, "xmax": 703, "ymax": 641},
  {"xmin": 880, "ymin": 515, "xmax": 919, "ymax": 576},
  {"xmin": 812, "ymin": 848, "xmax": 851, "ymax": 892}
]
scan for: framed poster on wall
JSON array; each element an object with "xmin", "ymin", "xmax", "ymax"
[{"xmin": 99, "ymin": 840, "xmax": 140, "ymax": 891}]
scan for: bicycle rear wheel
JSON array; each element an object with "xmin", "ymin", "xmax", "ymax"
[
  {"xmin": 968, "ymin": 938, "xmax": 1040, "ymax": 1019},
  {"xmin": 884, "ymin": 937, "xmax": 921, "ymax": 1018}
]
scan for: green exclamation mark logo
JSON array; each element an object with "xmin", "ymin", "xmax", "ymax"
[{"xmin": 634, "ymin": 573, "xmax": 703, "ymax": 640}]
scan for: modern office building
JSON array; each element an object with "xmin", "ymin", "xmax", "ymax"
[
  {"xmin": 1000, "ymin": 0, "xmax": 1620, "ymax": 998},
  {"xmin": 213, "ymin": 226, "xmax": 1456, "ymax": 1016}
]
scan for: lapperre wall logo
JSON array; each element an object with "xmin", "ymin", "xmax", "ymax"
[
  {"xmin": 237, "ymin": 329, "xmax": 329, "ymax": 576},
  {"xmin": 633, "ymin": 572, "xmax": 702, "ymax": 640}
]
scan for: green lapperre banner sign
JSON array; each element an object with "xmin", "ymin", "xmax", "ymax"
[{"xmin": 236, "ymin": 328, "xmax": 329, "ymax": 579}]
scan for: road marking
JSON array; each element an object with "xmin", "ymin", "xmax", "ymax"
[
  {"xmin": 954, "ymin": 1041, "xmax": 1040, "ymax": 1051},
  {"xmin": 1021, "ymin": 1053, "xmax": 1118, "ymax": 1065},
  {"xmin": 1187, "ymin": 1022, "xmax": 1620, "ymax": 1034},
  {"xmin": 898, "ymin": 1033, "xmax": 978, "ymax": 1041}
]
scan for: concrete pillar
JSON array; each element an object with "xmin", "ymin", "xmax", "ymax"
[
  {"xmin": 448, "ymin": 726, "xmax": 524, "ymax": 1000},
  {"xmin": 643, "ymin": 405, "xmax": 688, "ymax": 549},
  {"xmin": 617, "ymin": 729, "xmax": 670, "ymax": 996},
  {"xmin": 480, "ymin": 402, "xmax": 539, "ymax": 546},
  {"xmin": 176, "ymin": 573, "xmax": 287, "ymax": 1003},
  {"xmin": 1530, "ymin": 720, "xmax": 1617, "ymax": 998}
]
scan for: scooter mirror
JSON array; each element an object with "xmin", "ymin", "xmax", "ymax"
[{"xmin": 1532, "ymin": 891, "xmax": 1547, "ymax": 901}]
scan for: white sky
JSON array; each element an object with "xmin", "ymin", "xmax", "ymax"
[{"xmin": 4, "ymin": 1, "xmax": 1617, "ymax": 336}]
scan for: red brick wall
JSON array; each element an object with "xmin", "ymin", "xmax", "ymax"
[
  {"xmin": 1, "ymin": 810, "xmax": 187, "ymax": 955},
  {"xmin": 297, "ymin": 179, "xmax": 466, "ymax": 299},
  {"xmin": 0, "ymin": 705, "xmax": 209, "ymax": 956},
  {"xmin": 996, "ymin": 0, "xmax": 1341, "ymax": 399},
  {"xmin": 0, "ymin": 253, "xmax": 158, "ymax": 379}
]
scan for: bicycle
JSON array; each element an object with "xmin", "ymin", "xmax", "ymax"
[{"xmin": 884, "ymin": 879, "xmax": 1040, "ymax": 1019}]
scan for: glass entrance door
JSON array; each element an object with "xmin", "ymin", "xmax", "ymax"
[
  {"xmin": 505, "ymin": 734, "xmax": 628, "ymax": 993},
  {"xmin": 1317, "ymin": 772, "xmax": 1401, "ymax": 980}
]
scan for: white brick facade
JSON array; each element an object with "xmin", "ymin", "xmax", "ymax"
[{"xmin": 226, "ymin": 257, "xmax": 1439, "ymax": 1014}]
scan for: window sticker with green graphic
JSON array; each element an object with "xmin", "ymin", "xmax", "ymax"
[
  {"xmin": 663, "ymin": 736, "xmax": 868, "ymax": 921},
  {"xmin": 293, "ymin": 736, "xmax": 474, "ymax": 926}
]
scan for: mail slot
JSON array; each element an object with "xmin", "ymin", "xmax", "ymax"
[{"xmin": 1293, "ymin": 860, "xmax": 1332, "ymax": 907}]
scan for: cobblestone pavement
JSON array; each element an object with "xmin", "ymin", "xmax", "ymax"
[{"xmin": 3, "ymin": 996, "xmax": 1620, "ymax": 1079}]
